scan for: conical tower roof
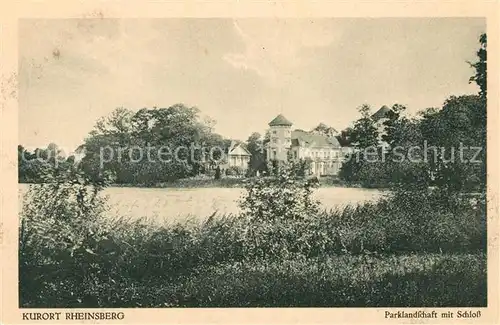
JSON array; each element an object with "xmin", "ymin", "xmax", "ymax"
[
  {"xmin": 371, "ymin": 105, "xmax": 392, "ymax": 121},
  {"xmin": 268, "ymin": 114, "xmax": 293, "ymax": 126}
]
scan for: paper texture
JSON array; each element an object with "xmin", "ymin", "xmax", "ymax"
[{"xmin": 1, "ymin": 1, "xmax": 498, "ymax": 324}]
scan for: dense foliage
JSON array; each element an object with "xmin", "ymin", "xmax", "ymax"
[
  {"xmin": 339, "ymin": 33, "xmax": 487, "ymax": 191},
  {"xmin": 18, "ymin": 104, "xmax": 271, "ymax": 185},
  {"xmin": 77, "ymin": 104, "xmax": 229, "ymax": 185},
  {"xmin": 18, "ymin": 144, "xmax": 77, "ymax": 183}
]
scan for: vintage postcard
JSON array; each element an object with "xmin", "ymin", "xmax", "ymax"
[{"xmin": 1, "ymin": 1, "xmax": 499, "ymax": 324}]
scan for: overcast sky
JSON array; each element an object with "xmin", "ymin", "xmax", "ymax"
[{"xmin": 19, "ymin": 18, "xmax": 485, "ymax": 152}]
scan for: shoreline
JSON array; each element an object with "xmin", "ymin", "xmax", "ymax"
[
  {"xmin": 19, "ymin": 179, "xmax": 380, "ymax": 190},
  {"xmin": 106, "ymin": 181, "xmax": 374, "ymax": 190}
]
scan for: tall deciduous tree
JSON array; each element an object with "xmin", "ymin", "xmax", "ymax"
[
  {"xmin": 246, "ymin": 132, "xmax": 266, "ymax": 175},
  {"xmin": 350, "ymin": 104, "xmax": 379, "ymax": 149},
  {"xmin": 80, "ymin": 103, "xmax": 229, "ymax": 184},
  {"xmin": 469, "ymin": 33, "xmax": 487, "ymax": 99},
  {"xmin": 336, "ymin": 127, "xmax": 354, "ymax": 147}
]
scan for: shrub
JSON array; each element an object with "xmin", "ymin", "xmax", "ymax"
[
  {"xmin": 305, "ymin": 188, "xmax": 486, "ymax": 255},
  {"xmin": 238, "ymin": 164, "xmax": 321, "ymax": 258},
  {"xmin": 235, "ymin": 162, "xmax": 486, "ymax": 259},
  {"xmin": 19, "ymin": 168, "xmax": 116, "ymax": 307},
  {"xmin": 239, "ymin": 165, "xmax": 320, "ymax": 223},
  {"xmin": 225, "ymin": 166, "xmax": 245, "ymax": 177}
]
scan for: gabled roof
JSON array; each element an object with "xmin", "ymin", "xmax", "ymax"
[
  {"xmin": 269, "ymin": 114, "xmax": 293, "ymax": 126},
  {"xmin": 228, "ymin": 142, "xmax": 251, "ymax": 156},
  {"xmin": 291, "ymin": 130, "xmax": 341, "ymax": 149},
  {"xmin": 75, "ymin": 144, "xmax": 86, "ymax": 154},
  {"xmin": 371, "ymin": 105, "xmax": 392, "ymax": 121}
]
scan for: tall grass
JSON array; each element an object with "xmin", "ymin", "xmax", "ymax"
[{"xmin": 19, "ymin": 169, "xmax": 487, "ymax": 307}]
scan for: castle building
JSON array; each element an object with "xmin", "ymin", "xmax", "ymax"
[{"xmin": 266, "ymin": 114, "xmax": 346, "ymax": 176}]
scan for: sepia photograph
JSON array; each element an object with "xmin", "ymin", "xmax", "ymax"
[
  {"xmin": 1, "ymin": 2, "xmax": 498, "ymax": 322},
  {"xmin": 15, "ymin": 17, "xmax": 489, "ymax": 310}
]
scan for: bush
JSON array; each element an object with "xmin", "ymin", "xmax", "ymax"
[
  {"xmin": 239, "ymin": 165, "xmax": 320, "ymax": 222},
  {"xmin": 19, "ymin": 168, "xmax": 115, "ymax": 307},
  {"xmin": 225, "ymin": 166, "xmax": 245, "ymax": 177},
  {"xmin": 303, "ymin": 188, "xmax": 486, "ymax": 255},
  {"xmin": 238, "ymin": 164, "xmax": 486, "ymax": 258},
  {"xmin": 237, "ymin": 164, "xmax": 321, "ymax": 258}
]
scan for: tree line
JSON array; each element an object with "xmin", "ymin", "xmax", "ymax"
[
  {"xmin": 339, "ymin": 33, "xmax": 486, "ymax": 192},
  {"xmin": 18, "ymin": 104, "xmax": 271, "ymax": 184},
  {"xmin": 18, "ymin": 33, "xmax": 486, "ymax": 191}
]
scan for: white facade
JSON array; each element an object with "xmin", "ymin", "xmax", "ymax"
[
  {"xmin": 267, "ymin": 125, "xmax": 292, "ymax": 161},
  {"xmin": 227, "ymin": 144, "xmax": 251, "ymax": 169},
  {"xmin": 266, "ymin": 115, "xmax": 347, "ymax": 177},
  {"xmin": 292, "ymin": 147, "xmax": 344, "ymax": 176}
]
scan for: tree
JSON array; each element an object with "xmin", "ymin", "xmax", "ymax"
[
  {"xmin": 80, "ymin": 103, "xmax": 230, "ymax": 185},
  {"xmin": 336, "ymin": 127, "xmax": 354, "ymax": 147},
  {"xmin": 339, "ymin": 105, "xmax": 381, "ymax": 184},
  {"xmin": 311, "ymin": 123, "xmax": 338, "ymax": 137},
  {"xmin": 420, "ymin": 95, "xmax": 485, "ymax": 191},
  {"xmin": 246, "ymin": 132, "xmax": 266, "ymax": 176},
  {"xmin": 18, "ymin": 143, "xmax": 78, "ymax": 183},
  {"xmin": 93, "ymin": 107, "xmax": 133, "ymax": 135},
  {"xmin": 350, "ymin": 104, "xmax": 379, "ymax": 149},
  {"xmin": 381, "ymin": 104, "xmax": 407, "ymax": 145},
  {"xmin": 469, "ymin": 33, "xmax": 487, "ymax": 99},
  {"xmin": 339, "ymin": 34, "xmax": 487, "ymax": 191},
  {"xmin": 18, "ymin": 145, "xmax": 32, "ymax": 182}
]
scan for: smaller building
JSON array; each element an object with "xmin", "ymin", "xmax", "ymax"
[{"xmin": 225, "ymin": 141, "xmax": 251, "ymax": 170}]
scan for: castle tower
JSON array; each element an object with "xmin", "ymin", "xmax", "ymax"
[{"xmin": 267, "ymin": 114, "xmax": 293, "ymax": 161}]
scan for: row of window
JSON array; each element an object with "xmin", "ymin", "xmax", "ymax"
[
  {"xmin": 311, "ymin": 161, "xmax": 340, "ymax": 169},
  {"xmin": 270, "ymin": 150, "xmax": 341, "ymax": 160},
  {"xmin": 307, "ymin": 150, "xmax": 340, "ymax": 158},
  {"xmin": 230, "ymin": 156, "xmax": 249, "ymax": 162}
]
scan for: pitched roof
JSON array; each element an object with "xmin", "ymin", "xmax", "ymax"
[
  {"xmin": 371, "ymin": 105, "xmax": 392, "ymax": 121},
  {"xmin": 228, "ymin": 142, "xmax": 251, "ymax": 156},
  {"xmin": 269, "ymin": 114, "xmax": 293, "ymax": 126},
  {"xmin": 291, "ymin": 130, "xmax": 341, "ymax": 149}
]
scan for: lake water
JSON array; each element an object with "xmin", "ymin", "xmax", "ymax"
[{"xmin": 19, "ymin": 185, "xmax": 385, "ymax": 223}]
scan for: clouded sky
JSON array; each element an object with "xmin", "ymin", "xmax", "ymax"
[{"xmin": 19, "ymin": 18, "xmax": 485, "ymax": 152}]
